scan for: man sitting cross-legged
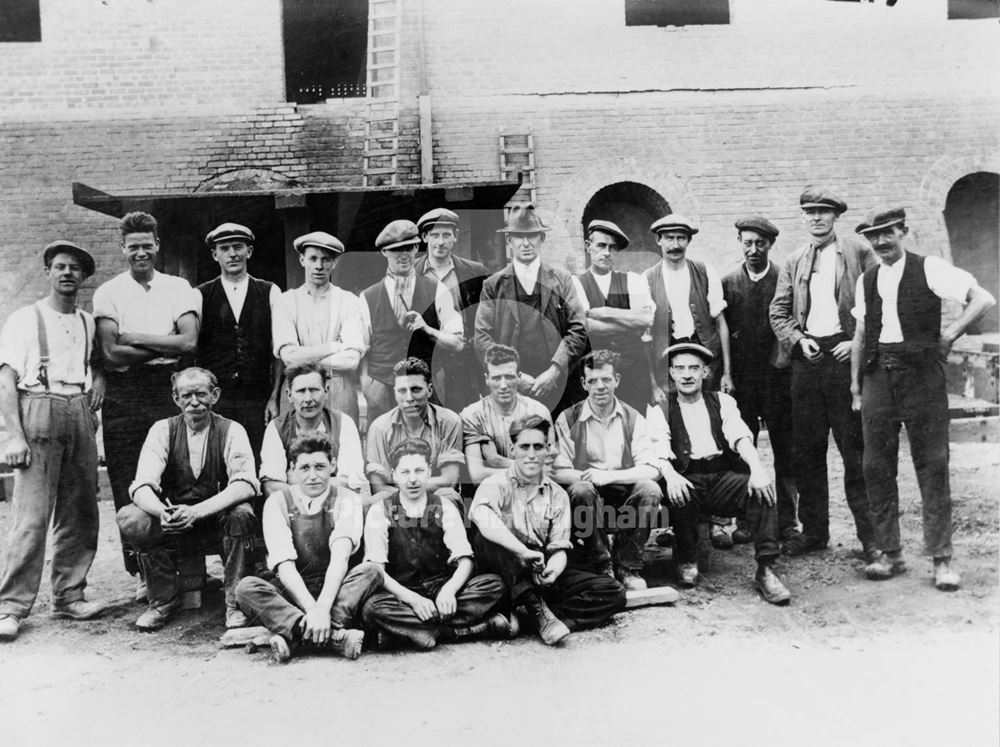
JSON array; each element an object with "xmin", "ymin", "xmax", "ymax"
[
  {"xmin": 646, "ymin": 344, "xmax": 791, "ymax": 605},
  {"xmin": 471, "ymin": 415, "xmax": 627, "ymax": 646},
  {"xmin": 236, "ymin": 432, "xmax": 382, "ymax": 663},
  {"xmin": 552, "ymin": 350, "xmax": 663, "ymax": 592},
  {"xmin": 360, "ymin": 439, "xmax": 510, "ymax": 650}
]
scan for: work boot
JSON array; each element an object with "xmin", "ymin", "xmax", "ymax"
[
  {"xmin": 781, "ymin": 532, "xmax": 827, "ymax": 556},
  {"xmin": 676, "ymin": 562, "xmax": 699, "ymax": 588},
  {"xmin": 933, "ymin": 558, "xmax": 961, "ymax": 592},
  {"xmin": 710, "ymin": 524, "xmax": 734, "ymax": 550},
  {"xmin": 51, "ymin": 599, "xmax": 107, "ymax": 621},
  {"xmin": 595, "ymin": 561, "xmax": 615, "ymax": 580},
  {"xmin": 135, "ymin": 597, "xmax": 181, "ymax": 631},
  {"xmin": 732, "ymin": 525, "xmax": 753, "ymax": 545},
  {"xmin": 522, "ymin": 592, "xmax": 570, "ymax": 646},
  {"xmin": 616, "ymin": 567, "xmax": 648, "ymax": 591},
  {"xmin": 328, "ymin": 628, "xmax": 365, "ymax": 660},
  {"xmin": 864, "ymin": 551, "xmax": 906, "ymax": 581},
  {"xmin": 0, "ymin": 614, "xmax": 20, "ymax": 642},
  {"xmin": 485, "ymin": 612, "xmax": 520, "ymax": 640},
  {"xmin": 225, "ymin": 607, "xmax": 249, "ymax": 629},
  {"xmin": 754, "ymin": 563, "xmax": 791, "ymax": 605},
  {"xmin": 269, "ymin": 634, "xmax": 293, "ymax": 664}
]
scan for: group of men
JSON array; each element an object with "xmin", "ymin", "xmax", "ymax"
[{"xmin": 0, "ymin": 188, "xmax": 993, "ymax": 662}]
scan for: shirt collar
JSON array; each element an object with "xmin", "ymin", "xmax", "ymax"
[
  {"xmin": 300, "ymin": 283, "xmax": 332, "ymax": 299},
  {"xmin": 579, "ymin": 398, "xmax": 624, "ymax": 423},
  {"xmin": 508, "ymin": 466, "xmax": 551, "ymax": 496},
  {"xmin": 745, "ymin": 261, "xmax": 771, "ymax": 282},
  {"xmin": 879, "ymin": 252, "xmax": 906, "ymax": 274},
  {"xmin": 292, "ymin": 483, "xmax": 332, "ymax": 510},
  {"xmin": 513, "ymin": 257, "xmax": 541, "ymax": 277},
  {"xmin": 390, "ymin": 403, "xmax": 435, "ymax": 429},
  {"xmin": 810, "ymin": 234, "xmax": 837, "ymax": 252},
  {"xmin": 424, "ymin": 257, "xmax": 455, "ymax": 278}
]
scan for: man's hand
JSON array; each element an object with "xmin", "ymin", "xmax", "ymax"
[
  {"xmin": 161, "ymin": 504, "xmax": 198, "ymax": 534},
  {"xmin": 851, "ymin": 388, "xmax": 863, "ymax": 413},
  {"xmin": 537, "ymin": 566, "xmax": 559, "ymax": 587},
  {"xmin": 264, "ymin": 397, "xmax": 280, "ymax": 424},
  {"xmin": 530, "ymin": 367, "xmax": 561, "ymax": 399},
  {"xmin": 517, "ymin": 547, "xmax": 546, "ymax": 571},
  {"xmin": 406, "ymin": 593, "xmax": 439, "ymax": 623},
  {"xmin": 720, "ymin": 372, "xmax": 735, "ymax": 395},
  {"xmin": 404, "ymin": 310, "xmax": 427, "ymax": 333},
  {"xmin": 3, "ymin": 436, "xmax": 31, "ymax": 468},
  {"xmin": 830, "ymin": 341, "xmax": 852, "ymax": 362},
  {"xmin": 517, "ymin": 372, "xmax": 536, "ymax": 394},
  {"xmin": 652, "ymin": 384, "xmax": 669, "ymax": 404},
  {"xmin": 434, "ymin": 586, "xmax": 458, "ymax": 621},
  {"xmin": 301, "ymin": 605, "xmax": 332, "ymax": 644},
  {"xmin": 580, "ymin": 468, "xmax": 613, "ymax": 487},
  {"xmin": 89, "ymin": 379, "xmax": 106, "ymax": 412},
  {"xmin": 664, "ymin": 472, "xmax": 693, "ymax": 507},
  {"xmin": 799, "ymin": 338, "xmax": 823, "ymax": 362},
  {"xmin": 937, "ymin": 336, "xmax": 955, "ymax": 361},
  {"xmin": 748, "ymin": 470, "xmax": 776, "ymax": 506}
]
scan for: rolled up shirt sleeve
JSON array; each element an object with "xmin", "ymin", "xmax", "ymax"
[
  {"xmin": 224, "ymin": 422, "xmax": 261, "ymax": 494},
  {"xmin": 552, "ymin": 412, "xmax": 576, "ymax": 471},
  {"xmin": 707, "ymin": 264, "xmax": 727, "ymax": 317},
  {"xmin": 546, "ymin": 487, "xmax": 573, "ymax": 553},
  {"xmin": 365, "ymin": 420, "xmax": 393, "ymax": 481},
  {"xmin": 129, "ymin": 420, "xmax": 171, "ymax": 499},
  {"xmin": 339, "ymin": 291, "xmax": 368, "ymax": 356},
  {"xmin": 258, "ymin": 421, "xmax": 288, "ymax": 484},
  {"xmin": 262, "ymin": 493, "xmax": 297, "ymax": 570},
  {"xmin": 337, "ymin": 415, "xmax": 368, "ymax": 492},
  {"xmin": 441, "ymin": 498, "xmax": 473, "ymax": 564},
  {"xmin": 461, "ymin": 405, "xmax": 491, "ymax": 448},
  {"xmin": 435, "ymin": 284, "xmax": 464, "ymax": 337},
  {"xmin": 719, "ymin": 393, "xmax": 754, "ymax": 451},
  {"xmin": 645, "ymin": 403, "xmax": 675, "ymax": 475},
  {"xmin": 331, "ymin": 490, "xmax": 365, "ymax": 554},
  {"xmin": 362, "ymin": 501, "xmax": 390, "ymax": 565},
  {"xmin": 434, "ymin": 411, "xmax": 466, "ymax": 468},
  {"xmin": 629, "ymin": 413, "xmax": 658, "ymax": 467}
]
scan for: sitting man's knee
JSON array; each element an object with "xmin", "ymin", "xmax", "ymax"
[
  {"xmin": 567, "ymin": 481, "xmax": 600, "ymax": 504},
  {"xmin": 116, "ymin": 504, "xmax": 154, "ymax": 542},
  {"xmin": 633, "ymin": 479, "xmax": 663, "ymax": 504},
  {"xmin": 222, "ymin": 501, "xmax": 257, "ymax": 537}
]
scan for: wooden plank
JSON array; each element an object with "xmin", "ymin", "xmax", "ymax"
[
  {"xmin": 219, "ymin": 626, "xmax": 271, "ymax": 648},
  {"xmin": 625, "ymin": 586, "xmax": 679, "ymax": 608}
]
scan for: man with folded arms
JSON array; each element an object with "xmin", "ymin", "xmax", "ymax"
[{"xmin": 850, "ymin": 207, "xmax": 995, "ymax": 591}]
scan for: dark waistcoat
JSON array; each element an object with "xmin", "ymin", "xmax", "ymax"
[
  {"xmin": 362, "ymin": 276, "xmax": 440, "ymax": 383},
  {"xmin": 659, "ymin": 392, "xmax": 743, "ymax": 474},
  {"xmin": 161, "ymin": 413, "xmax": 233, "ymax": 505}
]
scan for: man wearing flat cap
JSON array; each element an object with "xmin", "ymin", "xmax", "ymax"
[
  {"xmin": 414, "ymin": 208, "xmax": 491, "ymax": 412},
  {"xmin": 646, "ymin": 343, "xmax": 790, "ymax": 604},
  {"xmin": 272, "ymin": 230, "xmax": 366, "ymax": 424},
  {"xmin": 571, "ymin": 219, "xmax": 655, "ymax": 411},
  {"xmin": 850, "ymin": 207, "xmax": 995, "ymax": 591},
  {"xmin": 643, "ymin": 214, "xmax": 733, "ymax": 401},
  {"xmin": 196, "ymin": 223, "xmax": 283, "ymax": 464},
  {"xmin": 0, "ymin": 241, "xmax": 107, "ymax": 642},
  {"xmin": 721, "ymin": 217, "xmax": 798, "ymax": 547},
  {"xmin": 770, "ymin": 187, "xmax": 876, "ymax": 558},
  {"xmin": 474, "ymin": 204, "xmax": 588, "ymax": 416},
  {"xmin": 360, "ymin": 219, "xmax": 465, "ymax": 425}
]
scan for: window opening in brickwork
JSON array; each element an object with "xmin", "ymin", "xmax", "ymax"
[
  {"xmin": 582, "ymin": 182, "xmax": 670, "ymax": 274},
  {"xmin": 945, "ymin": 172, "xmax": 999, "ymax": 332},
  {"xmin": 625, "ymin": 0, "xmax": 730, "ymax": 27},
  {"xmin": 0, "ymin": 0, "xmax": 41, "ymax": 42},
  {"xmin": 283, "ymin": 0, "xmax": 369, "ymax": 103},
  {"xmin": 948, "ymin": 0, "xmax": 1000, "ymax": 19}
]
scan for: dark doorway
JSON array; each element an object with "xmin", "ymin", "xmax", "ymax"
[
  {"xmin": 582, "ymin": 182, "xmax": 670, "ymax": 274},
  {"xmin": 283, "ymin": 0, "xmax": 369, "ymax": 103},
  {"xmin": 944, "ymin": 171, "xmax": 999, "ymax": 333}
]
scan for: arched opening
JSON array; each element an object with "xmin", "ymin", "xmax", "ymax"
[
  {"xmin": 944, "ymin": 171, "xmax": 999, "ymax": 333},
  {"xmin": 582, "ymin": 181, "xmax": 670, "ymax": 274}
]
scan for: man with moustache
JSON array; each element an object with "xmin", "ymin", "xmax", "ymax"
[
  {"xmin": 415, "ymin": 208, "xmax": 490, "ymax": 411},
  {"xmin": 0, "ymin": 241, "xmax": 107, "ymax": 642},
  {"xmin": 93, "ymin": 211, "xmax": 201, "ymax": 579},
  {"xmin": 770, "ymin": 187, "xmax": 876, "ymax": 558},
  {"xmin": 196, "ymin": 223, "xmax": 283, "ymax": 463},
  {"xmin": 721, "ymin": 217, "xmax": 799, "ymax": 547},
  {"xmin": 474, "ymin": 204, "xmax": 588, "ymax": 415},
  {"xmin": 850, "ymin": 207, "xmax": 995, "ymax": 590},
  {"xmin": 360, "ymin": 220, "xmax": 465, "ymax": 424},
  {"xmin": 272, "ymin": 231, "xmax": 366, "ymax": 423}
]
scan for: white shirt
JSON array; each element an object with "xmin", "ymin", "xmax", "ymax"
[
  {"xmin": 660, "ymin": 262, "xmax": 726, "ymax": 339},
  {"xmin": 218, "ymin": 275, "xmax": 282, "ymax": 323},
  {"xmin": 272, "ymin": 284, "xmax": 368, "ymax": 359},
  {"xmin": 513, "ymin": 257, "xmax": 542, "ymax": 294},
  {"xmin": 746, "ymin": 261, "xmax": 772, "ymax": 283},
  {"xmin": 852, "ymin": 254, "xmax": 975, "ymax": 342},
  {"xmin": 571, "ymin": 270, "xmax": 656, "ymax": 312},
  {"xmin": 258, "ymin": 412, "xmax": 367, "ymax": 492},
  {"xmin": 261, "ymin": 484, "xmax": 365, "ymax": 571},
  {"xmin": 553, "ymin": 399, "xmax": 658, "ymax": 472},
  {"xmin": 805, "ymin": 243, "xmax": 842, "ymax": 336},
  {"xmin": 0, "ymin": 302, "xmax": 95, "ymax": 394},
  {"xmin": 92, "ymin": 270, "xmax": 201, "ymax": 369},
  {"xmin": 359, "ymin": 277, "xmax": 464, "ymax": 343},
  {"xmin": 363, "ymin": 494, "xmax": 473, "ymax": 567},
  {"xmin": 646, "ymin": 395, "xmax": 753, "ymax": 474}
]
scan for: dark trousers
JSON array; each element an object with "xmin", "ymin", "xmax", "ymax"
[
  {"xmin": 103, "ymin": 365, "xmax": 179, "ymax": 574},
  {"xmin": 790, "ymin": 356, "xmax": 873, "ymax": 549},
  {"xmin": 215, "ymin": 393, "xmax": 269, "ymax": 471},
  {"xmin": 116, "ymin": 502, "xmax": 257, "ymax": 609},
  {"xmin": 235, "ymin": 563, "xmax": 382, "ymax": 640},
  {"xmin": 734, "ymin": 367, "xmax": 797, "ymax": 535},
  {"xmin": 0, "ymin": 394, "xmax": 100, "ymax": 618},
  {"xmin": 361, "ymin": 572, "xmax": 505, "ymax": 647},
  {"xmin": 861, "ymin": 359, "xmax": 952, "ymax": 557},
  {"xmin": 473, "ymin": 535, "xmax": 626, "ymax": 631},
  {"xmin": 567, "ymin": 480, "xmax": 662, "ymax": 572},
  {"xmin": 670, "ymin": 469, "xmax": 780, "ymax": 564}
]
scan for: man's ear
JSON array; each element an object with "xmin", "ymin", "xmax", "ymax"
[{"xmin": 209, "ymin": 387, "xmax": 222, "ymax": 406}]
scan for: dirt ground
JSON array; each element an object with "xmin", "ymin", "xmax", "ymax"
[{"xmin": 0, "ymin": 430, "xmax": 997, "ymax": 747}]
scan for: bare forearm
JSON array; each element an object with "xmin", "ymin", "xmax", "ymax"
[
  {"xmin": 314, "ymin": 544, "xmax": 353, "ymax": 610},
  {"xmin": 472, "ymin": 507, "xmax": 530, "ymax": 557},
  {"xmin": 262, "ymin": 479, "xmax": 291, "ymax": 498},
  {"xmin": 192, "ymin": 481, "xmax": 255, "ymax": 518},
  {"xmin": 943, "ymin": 286, "xmax": 996, "ymax": 344},
  {"xmin": 121, "ymin": 332, "xmax": 196, "ymax": 356},
  {"xmin": 0, "ymin": 368, "xmax": 25, "ymax": 441},
  {"xmin": 277, "ymin": 563, "xmax": 317, "ymax": 612},
  {"xmin": 587, "ymin": 306, "xmax": 653, "ymax": 329},
  {"xmin": 318, "ymin": 350, "xmax": 361, "ymax": 373}
]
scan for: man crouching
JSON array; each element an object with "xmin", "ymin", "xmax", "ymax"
[{"xmin": 236, "ymin": 432, "xmax": 381, "ymax": 662}]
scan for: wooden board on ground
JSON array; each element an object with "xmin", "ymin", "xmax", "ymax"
[
  {"xmin": 625, "ymin": 586, "xmax": 679, "ymax": 609},
  {"xmin": 219, "ymin": 626, "xmax": 271, "ymax": 648}
]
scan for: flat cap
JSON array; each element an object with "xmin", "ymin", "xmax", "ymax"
[
  {"xmin": 293, "ymin": 231, "xmax": 345, "ymax": 256},
  {"xmin": 205, "ymin": 222, "xmax": 254, "ymax": 247},
  {"xmin": 663, "ymin": 341, "xmax": 714, "ymax": 364},
  {"xmin": 417, "ymin": 208, "xmax": 460, "ymax": 234},
  {"xmin": 43, "ymin": 240, "xmax": 96, "ymax": 278},
  {"xmin": 496, "ymin": 203, "xmax": 551, "ymax": 234},
  {"xmin": 376, "ymin": 220, "xmax": 421, "ymax": 251},
  {"xmin": 586, "ymin": 219, "xmax": 630, "ymax": 249},
  {"xmin": 650, "ymin": 214, "xmax": 699, "ymax": 236},
  {"xmin": 799, "ymin": 186, "xmax": 847, "ymax": 215},
  {"xmin": 735, "ymin": 216, "xmax": 779, "ymax": 240},
  {"xmin": 856, "ymin": 207, "xmax": 906, "ymax": 235}
]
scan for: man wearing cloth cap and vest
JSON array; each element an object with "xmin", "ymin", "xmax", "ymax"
[
  {"xmin": 360, "ymin": 219, "xmax": 465, "ymax": 425},
  {"xmin": 415, "ymin": 208, "xmax": 491, "ymax": 411},
  {"xmin": 272, "ymin": 231, "xmax": 366, "ymax": 424},
  {"xmin": 474, "ymin": 204, "xmax": 588, "ymax": 416},
  {"xmin": 646, "ymin": 343, "xmax": 791, "ymax": 604},
  {"xmin": 0, "ymin": 241, "xmax": 107, "ymax": 641},
  {"xmin": 643, "ymin": 214, "xmax": 733, "ymax": 400},
  {"xmin": 850, "ymin": 207, "xmax": 995, "ymax": 590},
  {"xmin": 197, "ymin": 223, "xmax": 283, "ymax": 464},
  {"xmin": 770, "ymin": 187, "xmax": 876, "ymax": 558},
  {"xmin": 571, "ymin": 220, "xmax": 656, "ymax": 411},
  {"xmin": 722, "ymin": 217, "xmax": 799, "ymax": 548}
]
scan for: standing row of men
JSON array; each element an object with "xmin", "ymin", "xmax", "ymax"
[{"xmin": 0, "ymin": 186, "xmax": 994, "ymax": 646}]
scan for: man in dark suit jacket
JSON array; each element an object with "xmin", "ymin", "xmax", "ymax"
[
  {"xmin": 415, "ymin": 208, "xmax": 490, "ymax": 412},
  {"xmin": 474, "ymin": 204, "xmax": 588, "ymax": 416}
]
